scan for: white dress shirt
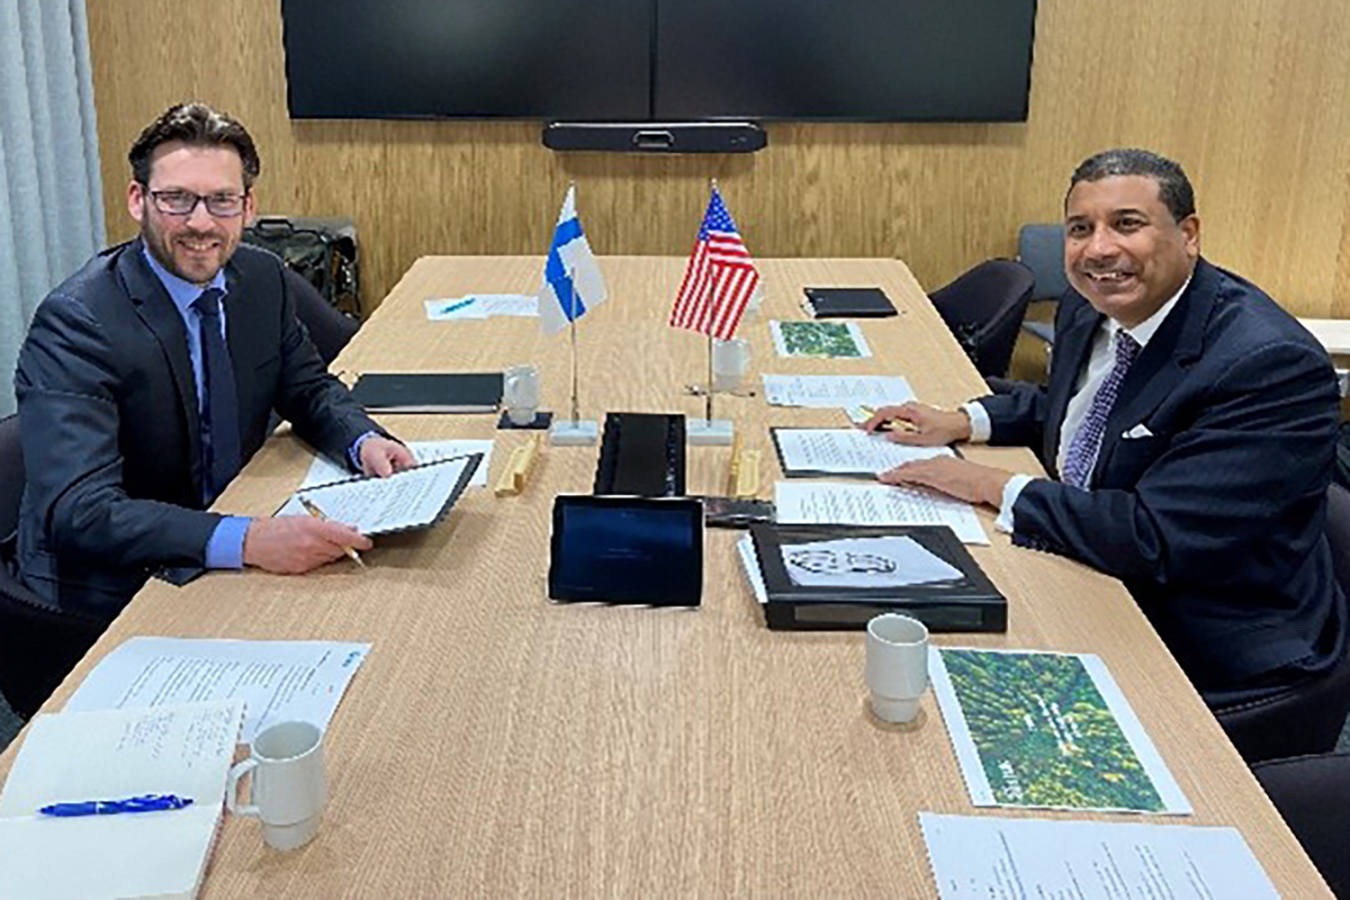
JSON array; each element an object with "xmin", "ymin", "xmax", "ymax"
[{"xmin": 964, "ymin": 275, "xmax": 1191, "ymax": 532}]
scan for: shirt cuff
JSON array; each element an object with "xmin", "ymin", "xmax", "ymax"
[
  {"xmin": 205, "ymin": 516, "xmax": 251, "ymax": 569},
  {"xmin": 961, "ymin": 402, "xmax": 992, "ymax": 443},
  {"xmin": 994, "ymin": 474, "xmax": 1037, "ymax": 534},
  {"xmin": 348, "ymin": 430, "xmax": 380, "ymax": 471}
]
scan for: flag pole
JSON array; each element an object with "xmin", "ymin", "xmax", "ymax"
[
  {"xmin": 569, "ymin": 272, "xmax": 580, "ymax": 425},
  {"xmin": 705, "ymin": 333, "xmax": 714, "ymax": 424}
]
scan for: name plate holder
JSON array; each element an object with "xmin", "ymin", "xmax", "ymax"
[
  {"xmin": 494, "ymin": 434, "xmax": 543, "ymax": 497},
  {"xmin": 726, "ymin": 434, "xmax": 761, "ymax": 498}
]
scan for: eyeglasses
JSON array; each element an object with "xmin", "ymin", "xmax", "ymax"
[{"xmin": 147, "ymin": 189, "xmax": 248, "ymax": 218}]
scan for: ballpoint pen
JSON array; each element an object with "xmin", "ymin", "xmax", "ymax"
[
  {"xmin": 438, "ymin": 297, "xmax": 477, "ymax": 315},
  {"xmin": 297, "ymin": 495, "xmax": 367, "ymax": 568},
  {"xmin": 39, "ymin": 794, "xmax": 194, "ymax": 817}
]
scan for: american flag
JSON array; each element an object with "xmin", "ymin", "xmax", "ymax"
[{"xmin": 669, "ymin": 186, "xmax": 761, "ymax": 340}]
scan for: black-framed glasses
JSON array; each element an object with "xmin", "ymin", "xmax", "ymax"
[{"xmin": 148, "ymin": 189, "xmax": 248, "ymax": 218}]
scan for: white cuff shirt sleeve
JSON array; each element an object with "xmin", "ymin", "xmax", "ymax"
[
  {"xmin": 994, "ymin": 474, "xmax": 1036, "ymax": 534},
  {"xmin": 961, "ymin": 402, "xmax": 992, "ymax": 443}
]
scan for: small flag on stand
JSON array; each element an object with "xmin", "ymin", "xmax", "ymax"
[
  {"xmin": 538, "ymin": 185, "xmax": 608, "ymax": 334},
  {"xmin": 669, "ymin": 185, "xmax": 762, "ymax": 341}
]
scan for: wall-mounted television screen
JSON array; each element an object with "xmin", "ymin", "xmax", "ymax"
[{"xmin": 282, "ymin": 0, "xmax": 1037, "ymax": 123}]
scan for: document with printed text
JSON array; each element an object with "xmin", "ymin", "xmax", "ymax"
[
  {"xmin": 772, "ymin": 428, "xmax": 954, "ymax": 477},
  {"xmin": 424, "ymin": 294, "xmax": 538, "ymax": 320},
  {"xmin": 774, "ymin": 481, "xmax": 988, "ymax": 544},
  {"xmin": 66, "ymin": 637, "xmax": 370, "ymax": 743},
  {"xmin": 278, "ymin": 453, "xmax": 480, "ymax": 535},
  {"xmin": 300, "ymin": 440, "xmax": 494, "ymax": 490},
  {"xmin": 762, "ymin": 374, "xmax": 915, "ymax": 408},
  {"xmin": 920, "ymin": 813, "xmax": 1277, "ymax": 899}
]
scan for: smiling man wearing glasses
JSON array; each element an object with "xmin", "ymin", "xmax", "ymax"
[{"xmin": 13, "ymin": 102, "xmax": 414, "ymax": 620}]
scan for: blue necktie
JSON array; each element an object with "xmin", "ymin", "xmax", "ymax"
[
  {"xmin": 192, "ymin": 288, "xmax": 241, "ymax": 502},
  {"xmin": 1061, "ymin": 330, "xmax": 1141, "ymax": 490}
]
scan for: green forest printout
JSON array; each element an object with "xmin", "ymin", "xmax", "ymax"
[
  {"xmin": 770, "ymin": 320, "xmax": 871, "ymax": 358},
  {"xmin": 930, "ymin": 648, "xmax": 1191, "ymax": 814}
]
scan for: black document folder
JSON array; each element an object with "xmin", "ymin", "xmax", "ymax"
[
  {"xmin": 749, "ymin": 523, "xmax": 1007, "ymax": 632},
  {"xmin": 349, "ymin": 373, "xmax": 503, "ymax": 413},
  {"xmin": 593, "ymin": 412, "xmax": 687, "ymax": 497},
  {"xmin": 803, "ymin": 287, "xmax": 897, "ymax": 318}
]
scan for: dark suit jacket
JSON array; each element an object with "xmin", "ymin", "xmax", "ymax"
[
  {"xmin": 978, "ymin": 258, "xmax": 1346, "ymax": 696},
  {"xmin": 14, "ymin": 239, "xmax": 383, "ymax": 616}
]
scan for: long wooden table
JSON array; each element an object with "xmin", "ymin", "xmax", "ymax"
[{"xmin": 1, "ymin": 257, "xmax": 1329, "ymax": 896}]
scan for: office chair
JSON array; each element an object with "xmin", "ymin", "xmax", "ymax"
[
  {"xmin": 1017, "ymin": 223, "xmax": 1068, "ymax": 349},
  {"xmin": 1252, "ymin": 752, "xmax": 1350, "ymax": 897},
  {"xmin": 286, "ymin": 267, "xmax": 359, "ymax": 367},
  {"xmin": 928, "ymin": 259, "xmax": 1036, "ymax": 379},
  {"xmin": 1213, "ymin": 481, "xmax": 1350, "ymax": 763},
  {"xmin": 0, "ymin": 414, "xmax": 107, "ymax": 719}
]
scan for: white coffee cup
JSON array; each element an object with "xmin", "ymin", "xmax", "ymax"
[
  {"xmin": 865, "ymin": 614, "xmax": 929, "ymax": 723},
  {"xmin": 711, "ymin": 339, "xmax": 751, "ymax": 393},
  {"xmin": 504, "ymin": 364, "xmax": 541, "ymax": 426},
  {"xmin": 227, "ymin": 721, "xmax": 328, "ymax": 851}
]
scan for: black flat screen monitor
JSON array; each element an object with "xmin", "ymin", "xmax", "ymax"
[
  {"xmin": 656, "ymin": 0, "xmax": 1036, "ymax": 121},
  {"xmin": 548, "ymin": 496, "xmax": 703, "ymax": 607},
  {"xmin": 282, "ymin": 0, "xmax": 651, "ymax": 119}
]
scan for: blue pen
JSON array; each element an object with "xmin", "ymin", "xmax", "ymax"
[
  {"xmin": 438, "ymin": 297, "xmax": 477, "ymax": 315},
  {"xmin": 39, "ymin": 793, "xmax": 194, "ymax": 817}
]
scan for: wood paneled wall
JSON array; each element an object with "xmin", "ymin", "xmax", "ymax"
[{"xmin": 87, "ymin": 0, "xmax": 1350, "ymax": 316}]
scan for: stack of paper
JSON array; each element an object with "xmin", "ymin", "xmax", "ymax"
[{"xmin": 0, "ymin": 700, "xmax": 245, "ymax": 899}]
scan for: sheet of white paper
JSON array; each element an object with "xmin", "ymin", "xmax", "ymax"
[
  {"xmin": 775, "ymin": 428, "xmax": 953, "ymax": 475},
  {"xmin": 737, "ymin": 535, "xmax": 770, "ymax": 605},
  {"xmin": 65, "ymin": 637, "xmax": 370, "ymax": 743},
  {"xmin": 774, "ymin": 481, "xmax": 988, "ymax": 545},
  {"xmin": 424, "ymin": 294, "xmax": 538, "ymax": 320},
  {"xmin": 278, "ymin": 454, "xmax": 477, "ymax": 534},
  {"xmin": 929, "ymin": 647, "xmax": 1192, "ymax": 815},
  {"xmin": 300, "ymin": 440, "xmax": 493, "ymax": 490},
  {"xmin": 769, "ymin": 320, "xmax": 872, "ymax": 358},
  {"xmin": 0, "ymin": 700, "xmax": 245, "ymax": 900},
  {"xmin": 920, "ymin": 813, "xmax": 1277, "ymax": 899},
  {"xmin": 779, "ymin": 535, "xmax": 962, "ymax": 588},
  {"xmin": 762, "ymin": 374, "xmax": 915, "ymax": 408}
]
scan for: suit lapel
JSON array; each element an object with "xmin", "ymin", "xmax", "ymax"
[
  {"xmin": 118, "ymin": 240, "xmax": 205, "ymax": 490},
  {"xmin": 1095, "ymin": 260, "xmax": 1216, "ymax": 478},
  {"xmin": 1044, "ymin": 298, "xmax": 1104, "ymax": 476}
]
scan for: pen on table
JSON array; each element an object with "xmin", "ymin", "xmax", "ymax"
[
  {"xmin": 858, "ymin": 406, "xmax": 917, "ymax": 433},
  {"xmin": 438, "ymin": 297, "xmax": 477, "ymax": 315},
  {"xmin": 297, "ymin": 495, "xmax": 367, "ymax": 568},
  {"xmin": 40, "ymin": 793, "xmax": 194, "ymax": 817}
]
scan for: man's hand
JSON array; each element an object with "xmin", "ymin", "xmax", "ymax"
[
  {"xmin": 242, "ymin": 516, "xmax": 373, "ymax": 574},
  {"xmin": 359, "ymin": 436, "xmax": 416, "ymax": 477},
  {"xmin": 878, "ymin": 457, "xmax": 1011, "ymax": 508},
  {"xmin": 861, "ymin": 402, "xmax": 972, "ymax": 447}
]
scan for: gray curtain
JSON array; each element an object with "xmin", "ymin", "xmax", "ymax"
[{"xmin": 0, "ymin": 0, "xmax": 104, "ymax": 417}]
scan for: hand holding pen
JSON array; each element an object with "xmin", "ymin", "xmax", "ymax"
[
  {"xmin": 859, "ymin": 402, "xmax": 970, "ymax": 447},
  {"xmin": 298, "ymin": 496, "xmax": 367, "ymax": 568}
]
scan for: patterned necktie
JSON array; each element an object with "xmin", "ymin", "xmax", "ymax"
[
  {"xmin": 1061, "ymin": 330, "xmax": 1141, "ymax": 490},
  {"xmin": 192, "ymin": 288, "xmax": 241, "ymax": 502}
]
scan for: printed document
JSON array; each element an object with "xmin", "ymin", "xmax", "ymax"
[
  {"xmin": 278, "ymin": 453, "xmax": 479, "ymax": 534},
  {"xmin": 775, "ymin": 481, "xmax": 988, "ymax": 545},
  {"xmin": 774, "ymin": 428, "xmax": 953, "ymax": 476},
  {"xmin": 300, "ymin": 439, "xmax": 493, "ymax": 490},
  {"xmin": 424, "ymin": 294, "xmax": 538, "ymax": 320},
  {"xmin": 920, "ymin": 813, "xmax": 1277, "ymax": 899},
  {"xmin": 0, "ymin": 699, "xmax": 245, "ymax": 899},
  {"xmin": 930, "ymin": 647, "xmax": 1191, "ymax": 814},
  {"xmin": 762, "ymin": 374, "xmax": 915, "ymax": 408},
  {"xmin": 66, "ymin": 637, "xmax": 369, "ymax": 743}
]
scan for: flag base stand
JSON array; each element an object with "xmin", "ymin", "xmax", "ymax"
[
  {"xmin": 687, "ymin": 419, "xmax": 735, "ymax": 445},
  {"xmin": 549, "ymin": 419, "xmax": 599, "ymax": 446}
]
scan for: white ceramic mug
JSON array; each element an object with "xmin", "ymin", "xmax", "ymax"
[
  {"xmin": 227, "ymin": 721, "xmax": 328, "ymax": 851},
  {"xmin": 711, "ymin": 339, "xmax": 751, "ymax": 393},
  {"xmin": 865, "ymin": 614, "xmax": 929, "ymax": 723},
  {"xmin": 504, "ymin": 364, "xmax": 541, "ymax": 425}
]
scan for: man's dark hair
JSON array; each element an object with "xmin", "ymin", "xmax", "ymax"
[
  {"xmin": 128, "ymin": 102, "xmax": 261, "ymax": 189},
  {"xmin": 1067, "ymin": 148, "xmax": 1195, "ymax": 223}
]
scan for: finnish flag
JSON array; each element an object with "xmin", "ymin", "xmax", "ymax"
[{"xmin": 537, "ymin": 185, "xmax": 608, "ymax": 334}]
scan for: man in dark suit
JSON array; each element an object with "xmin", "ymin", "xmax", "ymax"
[
  {"xmin": 13, "ymin": 102, "xmax": 414, "ymax": 617},
  {"xmin": 864, "ymin": 148, "xmax": 1345, "ymax": 703}
]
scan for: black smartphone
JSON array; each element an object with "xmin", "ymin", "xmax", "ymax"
[{"xmin": 698, "ymin": 496, "xmax": 776, "ymax": 529}]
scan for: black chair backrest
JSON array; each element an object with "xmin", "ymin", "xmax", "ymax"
[
  {"xmin": 0, "ymin": 414, "xmax": 23, "ymax": 544},
  {"xmin": 287, "ymin": 268, "xmax": 359, "ymax": 366},
  {"xmin": 1325, "ymin": 481, "xmax": 1350, "ymax": 596},
  {"xmin": 929, "ymin": 259, "xmax": 1036, "ymax": 379},
  {"xmin": 1017, "ymin": 223, "xmax": 1069, "ymax": 301}
]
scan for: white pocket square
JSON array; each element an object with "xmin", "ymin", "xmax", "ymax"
[{"xmin": 1122, "ymin": 423, "xmax": 1154, "ymax": 439}]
